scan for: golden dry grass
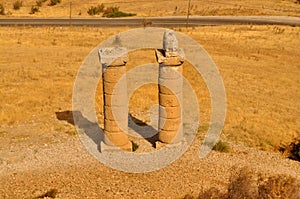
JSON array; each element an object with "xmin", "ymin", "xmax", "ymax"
[
  {"xmin": 0, "ymin": 25, "xmax": 299, "ymax": 153},
  {"xmin": 0, "ymin": 0, "xmax": 300, "ymax": 17},
  {"xmin": 191, "ymin": 166, "xmax": 300, "ymax": 199}
]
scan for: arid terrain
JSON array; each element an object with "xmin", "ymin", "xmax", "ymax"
[
  {"xmin": 0, "ymin": 24, "xmax": 299, "ymax": 198},
  {"xmin": 0, "ymin": 0, "xmax": 300, "ymax": 18}
]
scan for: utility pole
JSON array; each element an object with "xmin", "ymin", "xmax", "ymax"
[
  {"xmin": 69, "ymin": 0, "xmax": 72, "ymax": 26},
  {"xmin": 186, "ymin": 0, "xmax": 191, "ymax": 28}
]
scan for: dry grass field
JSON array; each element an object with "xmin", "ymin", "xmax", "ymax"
[
  {"xmin": 1, "ymin": 25, "xmax": 299, "ymax": 149},
  {"xmin": 0, "ymin": 25, "xmax": 300, "ymax": 197},
  {"xmin": 0, "ymin": 0, "xmax": 300, "ymax": 17}
]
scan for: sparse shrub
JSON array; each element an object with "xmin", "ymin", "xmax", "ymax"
[
  {"xmin": 212, "ymin": 140, "xmax": 231, "ymax": 152},
  {"xmin": 227, "ymin": 167, "xmax": 300, "ymax": 199},
  {"xmin": 48, "ymin": 0, "xmax": 61, "ymax": 6},
  {"xmin": 258, "ymin": 175, "xmax": 300, "ymax": 199},
  {"xmin": 103, "ymin": 6, "xmax": 119, "ymax": 15},
  {"xmin": 289, "ymin": 139, "xmax": 300, "ymax": 161},
  {"xmin": 227, "ymin": 167, "xmax": 259, "ymax": 198},
  {"xmin": 36, "ymin": 0, "xmax": 47, "ymax": 7},
  {"xmin": 185, "ymin": 167, "xmax": 300, "ymax": 199},
  {"xmin": 36, "ymin": 0, "xmax": 43, "ymax": 7},
  {"xmin": 29, "ymin": 5, "xmax": 39, "ymax": 14},
  {"xmin": 280, "ymin": 137, "xmax": 300, "ymax": 161},
  {"xmin": 105, "ymin": 10, "xmax": 136, "ymax": 18},
  {"xmin": 13, "ymin": 0, "xmax": 23, "ymax": 10},
  {"xmin": 0, "ymin": 3, "xmax": 5, "ymax": 15},
  {"xmin": 273, "ymin": 26, "xmax": 285, "ymax": 34},
  {"xmin": 103, "ymin": 6, "xmax": 136, "ymax": 18},
  {"xmin": 131, "ymin": 141, "xmax": 139, "ymax": 151},
  {"xmin": 87, "ymin": 3, "xmax": 104, "ymax": 16},
  {"xmin": 35, "ymin": 188, "xmax": 58, "ymax": 198}
]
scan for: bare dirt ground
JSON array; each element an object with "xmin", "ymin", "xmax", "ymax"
[
  {"xmin": 0, "ymin": 0, "xmax": 300, "ymax": 18},
  {"xmin": 0, "ymin": 25, "xmax": 300, "ymax": 198}
]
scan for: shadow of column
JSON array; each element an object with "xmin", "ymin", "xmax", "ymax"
[
  {"xmin": 128, "ymin": 113, "xmax": 158, "ymax": 148},
  {"xmin": 55, "ymin": 110, "xmax": 104, "ymax": 151},
  {"xmin": 55, "ymin": 110, "xmax": 159, "ymax": 150}
]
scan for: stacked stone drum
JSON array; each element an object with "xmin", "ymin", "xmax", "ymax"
[
  {"xmin": 156, "ymin": 30, "xmax": 185, "ymax": 144},
  {"xmin": 99, "ymin": 47, "xmax": 132, "ymax": 151}
]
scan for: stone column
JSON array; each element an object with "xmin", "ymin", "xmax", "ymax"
[
  {"xmin": 98, "ymin": 47, "xmax": 132, "ymax": 151},
  {"xmin": 156, "ymin": 30, "xmax": 185, "ymax": 144}
]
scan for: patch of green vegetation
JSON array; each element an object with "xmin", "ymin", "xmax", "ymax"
[
  {"xmin": 48, "ymin": 0, "xmax": 61, "ymax": 6},
  {"xmin": 104, "ymin": 10, "xmax": 136, "ymax": 18},
  {"xmin": 87, "ymin": 4, "xmax": 104, "ymax": 16},
  {"xmin": 103, "ymin": 6, "xmax": 136, "ymax": 18},
  {"xmin": 212, "ymin": 140, "xmax": 231, "ymax": 153},
  {"xmin": 201, "ymin": 139, "xmax": 231, "ymax": 153},
  {"xmin": 87, "ymin": 4, "xmax": 136, "ymax": 17},
  {"xmin": 131, "ymin": 141, "xmax": 139, "ymax": 152},
  {"xmin": 30, "ymin": 0, "xmax": 47, "ymax": 15},
  {"xmin": 36, "ymin": 0, "xmax": 44, "ymax": 7},
  {"xmin": 13, "ymin": 0, "xmax": 23, "ymax": 10},
  {"xmin": 29, "ymin": 5, "xmax": 39, "ymax": 14}
]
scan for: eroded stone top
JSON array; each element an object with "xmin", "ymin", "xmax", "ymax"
[
  {"xmin": 98, "ymin": 47, "xmax": 128, "ymax": 67},
  {"xmin": 163, "ymin": 30, "xmax": 179, "ymax": 52},
  {"xmin": 156, "ymin": 49, "xmax": 185, "ymax": 66},
  {"xmin": 156, "ymin": 30, "xmax": 185, "ymax": 66}
]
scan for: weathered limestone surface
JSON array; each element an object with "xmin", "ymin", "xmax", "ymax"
[
  {"xmin": 156, "ymin": 30, "xmax": 185, "ymax": 144},
  {"xmin": 99, "ymin": 47, "xmax": 132, "ymax": 151},
  {"xmin": 99, "ymin": 47, "xmax": 128, "ymax": 67},
  {"xmin": 98, "ymin": 31, "xmax": 185, "ymax": 149}
]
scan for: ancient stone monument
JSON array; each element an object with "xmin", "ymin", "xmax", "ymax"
[
  {"xmin": 156, "ymin": 30, "xmax": 184, "ymax": 144},
  {"xmin": 98, "ymin": 47, "xmax": 132, "ymax": 151},
  {"xmin": 98, "ymin": 30, "xmax": 184, "ymax": 151}
]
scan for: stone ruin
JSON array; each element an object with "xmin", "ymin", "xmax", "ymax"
[{"xmin": 98, "ymin": 30, "xmax": 185, "ymax": 151}]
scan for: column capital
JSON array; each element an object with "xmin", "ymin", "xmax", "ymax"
[
  {"xmin": 98, "ymin": 47, "xmax": 128, "ymax": 67},
  {"xmin": 155, "ymin": 49, "xmax": 185, "ymax": 66}
]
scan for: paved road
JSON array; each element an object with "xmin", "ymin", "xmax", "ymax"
[{"xmin": 0, "ymin": 16, "xmax": 299, "ymax": 27}]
